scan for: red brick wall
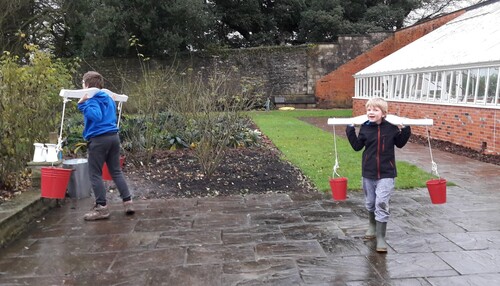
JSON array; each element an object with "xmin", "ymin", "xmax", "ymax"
[
  {"xmin": 315, "ymin": 11, "xmax": 465, "ymax": 109},
  {"xmin": 353, "ymin": 99, "xmax": 500, "ymax": 154}
]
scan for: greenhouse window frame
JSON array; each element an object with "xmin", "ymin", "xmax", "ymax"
[{"xmin": 354, "ymin": 64, "xmax": 500, "ymax": 108}]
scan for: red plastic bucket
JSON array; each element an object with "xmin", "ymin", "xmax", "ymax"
[
  {"xmin": 426, "ymin": 178, "xmax": 447, "ymax": 204},
  {"xmin": 329, "ymin": 177, "xmax": 347, "ymax": 201},
  {"xmin": 40, "ymin": 167, "xmax": 72, "ymax": 199},
  {"xmin": 102, "ymin": 156, "xmax": 125, "ymax": 181}
]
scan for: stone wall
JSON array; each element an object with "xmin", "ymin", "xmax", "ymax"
[
  {"xmin": 80, "ymin": 34, "xmax": 390, "ymax": 107},
  {"xmin": 353, "ymin": 99, "xmax": 500, "ymax": 154}
]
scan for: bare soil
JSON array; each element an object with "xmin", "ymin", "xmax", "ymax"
[{"xmin": 124, "ymin": 136, "xmax": 317, "ymax": 199}]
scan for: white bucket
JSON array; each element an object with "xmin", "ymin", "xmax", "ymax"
[
  {"xmin": 33, "ymin": 143, "xmax": 46, "ymax": 162},
  {"xmin": 45, "ymin": 144, "xmax": 59, "ymax": 162}
]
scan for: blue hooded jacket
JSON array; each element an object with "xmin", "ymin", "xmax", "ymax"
[{"xmin": 78, "ymin": 90, "xmax": 119, "ymax": 141}]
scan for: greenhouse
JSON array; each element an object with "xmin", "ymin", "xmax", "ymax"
[
  {"xmin": 354, "ymin": 0, "xmax": 500, "ymax": 108},
  {"xmin": 350, "ymin": 0, "xmax": 500, "ymax": 154}
]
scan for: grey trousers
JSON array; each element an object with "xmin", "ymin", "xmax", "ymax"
[
  {"xmin": 87, "ymin": 133, "xmax": 131, "ymax": 205},
  {"xmin": 362, "ymin": 177, "xmax": 394, "ymax": 223}
]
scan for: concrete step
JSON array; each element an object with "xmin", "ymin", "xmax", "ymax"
[{"xmin": 0, "ymin": 190, "xmax": 58, "ymax": 248}]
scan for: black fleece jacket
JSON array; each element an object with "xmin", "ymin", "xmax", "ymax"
[{"xmin": 346, "ymin": 119, "xmax": 411, "ymax": 180}]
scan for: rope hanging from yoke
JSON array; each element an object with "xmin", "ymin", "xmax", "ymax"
[
  {"xmin": 332, "ymin": 123, "xmax": 340, "ymax": 178},
  {"xmin": 117, "ymin": 101, "xmax": 123, "ymax": 128},
  {"xmin": 58, "ymin": 98, "xmax": 71, "ymax": 152},
  {"xmin": 426, "ymin": 126, "xmax": 440, "ymax": 178}
]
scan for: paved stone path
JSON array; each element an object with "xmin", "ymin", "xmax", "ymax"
[{"xmin": 0, "ymin": 141, "xmax": 499, "ymax": 285}]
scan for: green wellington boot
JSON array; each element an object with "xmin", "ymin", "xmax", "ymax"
[
  {"xmin": 364, "ymin": 212, "xmax": 376, "ymax": 239},
  {"xmin": 376, "ymin": 221, "xmax": 388, "ymax": 253}
]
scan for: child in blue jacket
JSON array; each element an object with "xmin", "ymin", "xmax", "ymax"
[
  {"xmin": 346, "ymin": 97, "xmax": 411, "ymax": 252},
  {"xmin": 78, "ymin": 71, "xmax": 134, "ymax": 220}
]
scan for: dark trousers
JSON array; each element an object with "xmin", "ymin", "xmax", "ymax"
[{"xmin": 87, "ymin": 133, "xmax": 130, "ymax": 205}]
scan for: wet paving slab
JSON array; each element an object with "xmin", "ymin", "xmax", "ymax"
[
  {"xmin": 1, "ymin": 185, "xmax": 500, "ymax": 285},
  {"xmin": 1, "ymin": 142, "xmax": 500, "ymax": 285}
]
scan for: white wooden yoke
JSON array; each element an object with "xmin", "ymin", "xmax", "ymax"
[
  {"xmin": 59, "ymin": 88, "xmax": 128, "ymax": 102},
  {"xmin": 328, "ymin": 114, "xmax": 434, "ymax": 179},
  {"xmin": 57, "ymin": 88, "xmax": 128, "ymax": 152},
  {"xmin": 327, "ymin": 114, "xmax": 433, "ymax": 126}
]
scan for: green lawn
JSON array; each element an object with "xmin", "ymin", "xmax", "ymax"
[{"xmin": 249, "ymin": 109, "xmax": 432, "ymax": 192}]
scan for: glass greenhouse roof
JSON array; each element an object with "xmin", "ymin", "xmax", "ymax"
[{"xmin": 356, "ymin": 1, "xmax": 500, "ymax": 77}]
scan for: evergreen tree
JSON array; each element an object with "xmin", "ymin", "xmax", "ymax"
[{"xmin": 3, "ymin": 0, "xmax": 474, "ymax": 57}]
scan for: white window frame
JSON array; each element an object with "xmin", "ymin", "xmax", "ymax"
[{"xmin": 354, "ymin": 64, "xmax": 500, "ymax": 108}]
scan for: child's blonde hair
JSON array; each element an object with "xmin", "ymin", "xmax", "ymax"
[{"xmin": 365, "ymin": 97, "xmax": 388, "ymax": 114}]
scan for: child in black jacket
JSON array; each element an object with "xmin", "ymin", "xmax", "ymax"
[{"xmin": 346, "ymin": 98, "xmax": 411, "ymax": 252}]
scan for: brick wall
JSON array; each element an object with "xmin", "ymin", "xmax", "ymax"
[
  {"xmin": 353, "ymin": 99, "xmax": 500, "ymax": 154},
  {"xmin": 315, "ymin": 10, "xmax": 466, "ymax": 109}
]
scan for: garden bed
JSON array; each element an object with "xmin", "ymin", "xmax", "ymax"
[{"xmin": 124, "ymin": 136, "xmax": 317, "ymax": 199}]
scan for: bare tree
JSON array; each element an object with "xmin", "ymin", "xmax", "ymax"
[
  {"xmin": 0, "ymin": 0, "xmax": 31, "ymax": 54},
  {"xmin": 0, "ymin": 0, "xmax": 65, "ymax": 56},
  {"xmin": 404, "ymin": 0, "xmax": 488, "ymax": 27}
]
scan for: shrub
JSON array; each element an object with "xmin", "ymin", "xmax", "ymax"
[
  {"xmin": 112, "ymin": 60, "xmax": 263, "ymax": 176},
  {"xmin": 0, "ymin": 44, "xmax": 77, "ymax": 190}
]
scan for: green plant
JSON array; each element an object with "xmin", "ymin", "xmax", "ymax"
[
  {"xmin": 119, "ymin": 114, "xmax": 147, "ymax": 152},
  {"xmin": 72, "ymin": 142, "xmax": 88, "ymax": 157},
  {"xmin": 227, "ymin": 119, "xmax": 261, "ymax": 148},
  {"xmin": 179, "ymin": 64, "xmax": 263, "ymax": 177},
  {"xmin": 0, "ymin": 44, "xmax": 77, "ymax": 189},
  {"xmin": 119, "ymin": 39, "xmax": 264, "ymax": 175},
  {"xmin": 118, "ymin": 37, "xmax": 178, "ymax": 161},
  {"xmin": 165, "ymin": 134, "xmax": 189, "ymax": 150},
  {"xmin": 61, "ymin": 113, "xmax": 85, "ymax": 157}
]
